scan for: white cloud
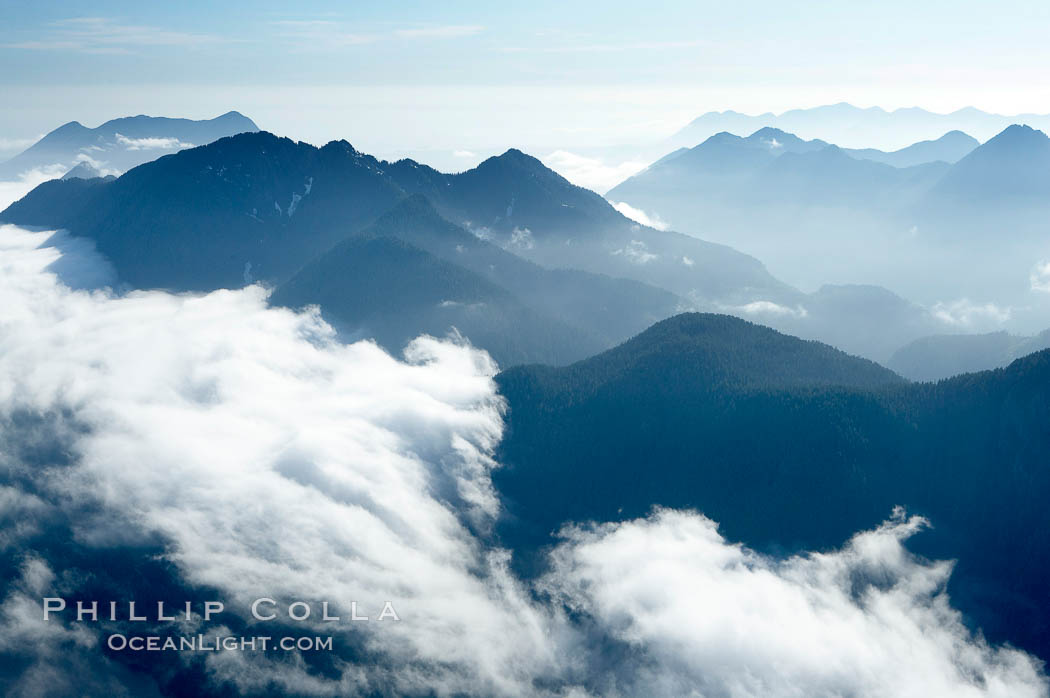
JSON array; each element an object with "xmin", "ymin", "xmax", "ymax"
[
  {"xmin": 609, "ymin": 200, "xmax": 670, "ymax": 230},
  {"xmin": 542, "ymin": 150, "xmax": 646, "ymax": 194},
  {"xmin": 543, "ymin": 508, "xmax": 1047, "ymax": 697},
  {"xmin": 115, "ymin": 133, "xmax": 193, "ymax": 151},
  {"xmin": 453, "ymin": 149, "xmax": 477, "ymax": 159},
  {"xmin": 1030, "ymin": 261, "xmax": 1050, "ymax": 293},
  {"xmin": 931, "ymin": 299, "xmax": 1012, "ymax": 328},
  {"xmin": 730, "ymin": 300, "xmax": 810, "ymax": 319},
  {"xmin": 612, "ymin": 239, "xmax": 658, "ymax": 264}
]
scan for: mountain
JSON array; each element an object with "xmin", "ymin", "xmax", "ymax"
[
  {"xmin": 2, "ymin": 130, "xmax": 954, "ymax": 363},
  {"xmin": 60, "ymin": 160, "xmax": 104, "ymax": 180},
  {"xmin": 270, "ymin": 233, "xmax": 602, "ymax": 367},
  {"xmin": 270, "ymin": 196, "xmax": 683, "ymax": 365},
  {"xmin": 494, "ymin": 312, "xmax": 1050, "ymax": 660},
  {"xmin": 2, "ymin": 132, "xmax": 407, "ymax": 290},
  {"xmin": 747, "ymin": 145, "xmax": 949, "ymax": 207},
  {"xmin": 608, "ymin": 128, "xmax": 829, "ymax": 199},
  {"xmin": 608, "ymin": 128, "xmax": 946, "ymax": 224},
  {"xmin": 1, "ymin": 131, "xmax": 792, "ymax": 307},
  {"xmin": 1, "ymin": 134, "xmax": 692, "ymax": 365},
  {"xmin": 926, "ymin": 124, "xmax": 1050, "ymax": 202},
  {"xmin": 0, "ymin": 111, "xmax": 259, "ymax": 179},
  {"xmin": 671, "ymin": 103, "xmax": 1050, "ymax": 151},
  {"xmin": 773, "ymin": 284, "xmax": 942, "ymax": 362},
  {"xmin": 335, "ymin": 195, "xmax": 683, "ymax": 348},
  {"xmin": 843, "ymin": 130, "xmax": 979, "ymax": 167},
  {"xmin": 889, "ymin": 329, "xmax": 1050, "ymax": 381},
  {"xmin": 608, "ymin": 123, "xmax": 1050, "ymax": 328},
  {"xmin": 382, "ymin": 148, "xmax": 793, "ymax": 306}
]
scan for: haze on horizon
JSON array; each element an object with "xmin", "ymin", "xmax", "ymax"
[{"xmin": 4, "ymin": 0, "xmax": 1050, "ymax": 173}]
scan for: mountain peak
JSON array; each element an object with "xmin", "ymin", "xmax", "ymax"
[{"xmin": 989, "ymin": 123, "xmax": 1048, "ymax": 145}]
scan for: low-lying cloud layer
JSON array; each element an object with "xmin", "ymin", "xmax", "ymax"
[
  {"xmin": 0, "ymin": 216, "xmax": 1045, "ymax": 697},
  {"xmin": 542, "ymin": 150, "xmax": 646, "ymax": 194}
]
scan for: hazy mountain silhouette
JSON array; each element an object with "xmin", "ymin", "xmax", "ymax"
[
  {"xmin": 927, "ymin": 124, "xmax": 1050, "ymax": 202},
  {"xmin": 383, "ymin": 147, "xmax": 792, "ymax": 305},
  {"xmin": 609, "ymin": 129, "xmax": 948, "ymax": 212},
  {"xmin": 270, "ymin": 233, "xmax": 604, "ymax": 367},
  {"xmin": 671, "ymin": 102, "xmax": 1050, "ymax": 150},
  {"xmin": 0, "ymin": 111, "xmax": 259, "ymax": 179},
  {"xmin": 843, "ymin": 130, "xmax": 978, "ymax": 167},
  {"xmin": 889, "ymin": 328, "xmax": 1050, "ymax": 381},
  {"xmin": 607, "ymin": 123, "xmax": 1050, "ymax": 332},
  {"xmin": 344, "ymin": 195, "xmax": 683, "ymax": 348},
  {"xmin": 495, "ymin": 311, "xmax": 1050, "ymax": 660},
  {"xmin": 60, "ymin": 160, "xmax": 104, "ymax": 180}
]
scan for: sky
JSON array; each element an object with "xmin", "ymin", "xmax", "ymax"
[{"xmin": 4, "ymin": 0, "xmax": 1050, "ymax": 173}]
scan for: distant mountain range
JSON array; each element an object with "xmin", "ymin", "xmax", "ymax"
[
  {"xmin": 671, "ymin": 102, "xmax": 1050, "ymax": 151},
  {"xmin": 2, "ymin": 129, "xmax": 973, "ymax": 364},
  {"xmin": 495, "ymin": 311, "xmax": 1050, "ymax": 662},
  {"xmin": 889, "ymin": 328, "xmax": 1050, "ymax": 381},
  {"xmin": 0, "ymin": 111, "xmax": 259, "ymax": 179},
  {"xmin": 844, "ymin": 130, "xmax": 979, "ymax": 167},
  {"xmin": 609, "ymin": 126, "xmax": 961, "ymax": 210},
  {"xmin": 608, "ymin": 123, "xmax": 1050, "ymax": 325}
]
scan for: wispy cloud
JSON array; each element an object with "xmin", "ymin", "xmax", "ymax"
[
  {"xmin": 503, "ymin": 39, "xmax": 702, "ymax": 54},
  {"xmin": 270, "ymin": 20, "xmax": 484, "ymax": 49},
  {"xmin": 268, "ymin": 20, "xmax": 378, "ymax": 47},
  {"xmin": 394, "ymin": 25, "xmax": 484, "ymax": 39},
  {"xmin": 115, "ymin": 133, "xmax": 193, "ymax": 151},
  {"xmin": 4, "ymin": 17, "xmax": 227, "ymax": 54}
]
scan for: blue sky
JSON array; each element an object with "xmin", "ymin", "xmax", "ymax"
[{"xmin": 3, "ymin": 1, "xmax": 1050, "ymax": 171}]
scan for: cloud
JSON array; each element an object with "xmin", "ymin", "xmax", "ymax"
[
  {"xmin": 542, "ymin": 507, "xmax": 1047, "ymax": 697},
  {"xmin": 612, "ymin": 239, "xmax": 658, "ymax": 264},
  {"xmin": 510, "ymin": 226, "xmax": 534, "ymax": 250},
  {"xmin": 115, "ymin": 133, "xmax": 194, "ymax": 151},
  {"xmin": 269, "ymin": 20, "xmax": 379, "ymax": 48},
  {"xmin": 0, "ymin": 166, "xmax": 67, "ymax": 208},
  {"xmin": 395, "ymin": 26, "xmax": 485, "ymax": 39},
  {"xmin": 542, "ymin": 151, "xmax": 646, "ymax": 194},
  {"xmin": 453, "ymin": 150, "xmax": 477, "ymax": 159},
  {"xmin": 270, "ymin": 22, "xmax": 483, "ymax": 49},
  {"xmin": 0, "ymin": 212, "xmax": 1044, "ymax": 695},
  {"xmin": 5, "ymin": 17, "xmax": 226, "ymax": 54},
  {"xmin": 609, "ymin": 200, "xmax": 670, "ymax": 230},
  {"xmin": 931, "ymin": 299, "xmax": 1012, "ymax": 328},
  {"xmin": 729, "ymin": 300, "xmax": 809, "ymax": 319},
  {"xmin": 502, "ymin": 39, "xmax": 703, "ymax": 54},
  {"xmin": 1031, "ymin": 261, "xmax": 1050, "ymax": 293},
  {"xmin": 0, "ymin": 222, "xmax": 563, "ymax": 695}
]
